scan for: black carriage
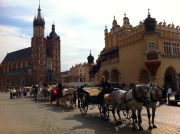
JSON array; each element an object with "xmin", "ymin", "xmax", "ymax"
[
  {"xmin": 78, "ymin": 86, "xmax": 109, "ymax": 120},
  {"xmin": 78, "ymin": 83, "xmax": 132, "ymax": 120}
]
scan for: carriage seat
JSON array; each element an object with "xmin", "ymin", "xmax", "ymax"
[{"xmin": 82, "ymin": 87, "xmax": 100, "ymax": 96}]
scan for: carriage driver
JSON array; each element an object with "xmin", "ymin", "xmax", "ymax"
[
  {"xmin": 98, "ymin": 76, "xmax": 110, "ymax": 104},
  {"xmin": 57, "ymin": 82, "xmax": 63, "ymax": 98}
]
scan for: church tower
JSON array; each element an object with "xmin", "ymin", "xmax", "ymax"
[
  {"xmin": 47, "ymin": 23, "xmax": 61, "ymax": 83},
  {"xmin": 31, "ymin": 1, "xmax": 47, "ymax": 84}
]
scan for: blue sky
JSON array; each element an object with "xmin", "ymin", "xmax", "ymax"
[{"xmin": 0, "ymin": 0, "xmax": 180, "ymax": 71}]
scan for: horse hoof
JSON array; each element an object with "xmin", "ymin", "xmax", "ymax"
[
  {"xmin": 117, "ymin": 121, "xmax": 122, "ymax": 125},
  {"xmin": 132, "ymin": 127, "xmax": 137, "ymax": 131},
  {"xmin": 148, "ymin": 126, "xmax": 152, "ymax": 130},
  {"xmin": 153, "ymin": 125, "xmax": 157, "ymax": 128},
  {"xmin": 139, "ymin": 126, "xmax": 143, "ymax": 131}
]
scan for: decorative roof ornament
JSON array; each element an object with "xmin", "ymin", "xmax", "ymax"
[
  {"xmin": 104, "ymin": 25, "xmax": 108, "ymax": 35},
  {"xmin": 163, "ymin": 20, "xmax": 166, "ymax": 25},
  {"xmin": 122, "ymin": 13, "xmax": 131, "ymax": 29},
  {"xmin": 112, "ymin": 16, "xmax": 118, "ymax": 28}
]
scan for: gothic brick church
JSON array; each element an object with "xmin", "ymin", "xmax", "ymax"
[{"xmin": 0, "ymin": 4, "xmax": 61, "ymax": 89}]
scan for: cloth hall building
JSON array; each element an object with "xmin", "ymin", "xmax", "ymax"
[
  {"xmin": 0, "ymin": 4, "xmax": 61, "ymax": 89},
  {"xmin": 94, "ymin": 11, "xmax": 180, "ymax": 91}
]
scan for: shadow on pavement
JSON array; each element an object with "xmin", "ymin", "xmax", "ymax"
[
  {"xmin": 63, "ymin": 113, "xmax": 152, "ymax": 134},
  {"xmin": 37, "ymin": 103, "xmax": 76, "ymax": 113}
]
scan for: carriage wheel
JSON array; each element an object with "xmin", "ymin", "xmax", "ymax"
[
  {"xmin": 123, "ymin": 109, "xmax": 132, "ymax": 119},
  {"xmin": 99, "ymin": 104, "xmax": 109, "ymax": 121},
  {"xmin": 79, "ymin": 97, "xmax": 88, "ymax": 115}
]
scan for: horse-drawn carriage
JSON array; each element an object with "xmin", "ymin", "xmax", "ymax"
[{"xmin": 78, "ymin": 83, "xmax": 132, "ymax": 121}]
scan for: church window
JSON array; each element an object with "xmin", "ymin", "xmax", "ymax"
[{"xmin": 47, "ymin": 59, "xmax": 52, "ymax": 70}]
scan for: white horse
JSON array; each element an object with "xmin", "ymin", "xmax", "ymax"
[
  {"xmin": 37, "ymin": 87, "xmax": 51, "ymax": 101},
  {"xmin": 104, "ymin": 84, "xmax": 151, "ymax": 130},
  {"xmin": 146, "ymin": 84, "xmax": 162, "ymax": 129},
  {"xmin": 104, "ymin": 90, "xmax": 126, "ymax": 124}
]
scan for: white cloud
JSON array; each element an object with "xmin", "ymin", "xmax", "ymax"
[
  {"xmin": 0, "ymin": 25, "xmax": 30, "ymax": 62},
  {"xmin": 1, "ymin": 0, "xmax": 180, "ymax": 71}
]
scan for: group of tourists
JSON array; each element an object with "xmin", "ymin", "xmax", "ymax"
[
  {"xmin": 30, "ymin": 82, "xmax": 64, "ymax": 104},
  {"xmin": 9, "ymin": 88, "xmax": 28, "ymax": 99}
]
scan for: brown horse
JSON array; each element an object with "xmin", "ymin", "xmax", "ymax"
[{"xmin": 59, "ymin": 88, "xmax": 77, "ymax": 108}]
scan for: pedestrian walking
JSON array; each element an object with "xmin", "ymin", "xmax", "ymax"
[
  {"xmin": 33, "ymin": 85, "xmax": 38, "ymax": 101},
  {"xmin": 10, "ymin": 89, "xmax": 13, "ymax": 99},
  {"xmin": 12, "ymin": 88, "xmax": 16, "ymax": 99},
  {"xmin": 167, "ymin": 86, "xmax": 172, "ymax": 101}
]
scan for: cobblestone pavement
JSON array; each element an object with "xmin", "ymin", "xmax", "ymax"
[{"xmin": 0, "ymin": 93, "xmax": 180, "ymax": 134}]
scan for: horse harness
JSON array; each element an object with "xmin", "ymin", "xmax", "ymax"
[
  {"xmin": 150, "ymin": 87, "xmax": 159, "ymax": 102},
  {"xmin": 122, "ymin": 87, "xmax": 144, "ymax": 107}
]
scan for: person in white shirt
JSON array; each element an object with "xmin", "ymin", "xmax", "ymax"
[{"xmin": 167, "ymin": 87, "xmax": 172, "ymax": 100}]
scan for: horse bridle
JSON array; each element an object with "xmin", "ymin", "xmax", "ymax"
[{"xmin": 150, "ymin": 87, "xmax": 160, "ymax": 102}]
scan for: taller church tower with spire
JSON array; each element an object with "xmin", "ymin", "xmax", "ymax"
[{"xmin": 31, "ymin": 1, "xmax": 61, "ymax": 84}]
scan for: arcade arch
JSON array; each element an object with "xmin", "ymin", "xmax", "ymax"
[
  {"xmin": 111, "ymin": 69, "xmax": 119, "ymax": 83},
  {"xmin": 103, "ymin": 71, "xmax": 109, "ymax": 81},
  {"xmin": 164, "ymin": 66, "xmax": 178, "ymax": 91}
]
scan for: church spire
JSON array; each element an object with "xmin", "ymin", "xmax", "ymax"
[
  {"xmin": 37, "ymin": 0, "xmax": 41, "ymax": 18},
  {"xmin": 39, "ymin": 0, "xmax": 40, "ymax": 9},
  {"xmin": 148, "ymin": 8, "xmax": 150, "ymax": 17},
  {"xmin": 37, "ymin": 0, "xmax": 42, "ymax": 20},
  {"xmin": 33, "ymin": 0, "xmax": 45, "ymax": 27}
]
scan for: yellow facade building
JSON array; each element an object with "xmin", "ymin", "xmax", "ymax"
[{"xmin": 95, "ymin": 11, "xmax": 180, "ymax": 91}]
